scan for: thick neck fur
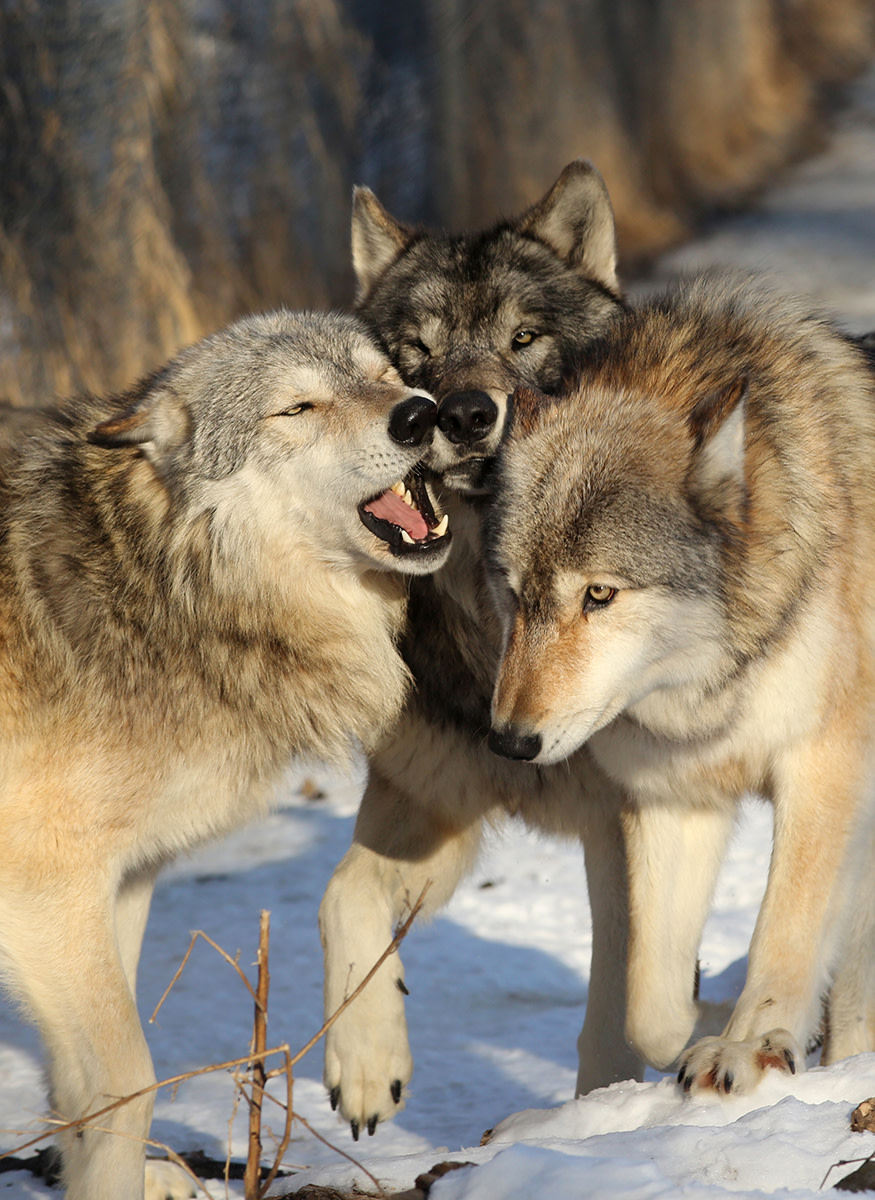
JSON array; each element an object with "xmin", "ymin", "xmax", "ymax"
[{"xmin": 3, "ymin": 411, "xmax": 410, "ymax": 771}]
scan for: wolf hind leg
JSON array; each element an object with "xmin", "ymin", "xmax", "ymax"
[
  {"xmin": 114, "ymin": 864, "xmax": 196, "ymax": 1198},
  {"xmin": 623, "ymin": 802, "xmax": 736, "ymax": 1070},
  {"xmin": 114, "ymin": 862, "xmax": 160, "ymax": 999},
  {"xmin": 823, "ymin": 818, "xmax": 875, "ymax": 1062},
  {"xmin": 576, "ymin": 796, "xmax": 644, "ymax": 1093},
  {"xmin": 320, "ymin": 764, "xmax": 485, "ymax": 1138}
]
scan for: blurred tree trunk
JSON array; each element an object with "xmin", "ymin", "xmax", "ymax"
[{"xmin": 1, "ymin": 0, "xmax": 872, "ymax": 405}]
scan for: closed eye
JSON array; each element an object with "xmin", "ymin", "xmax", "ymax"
[{"xmin": 406, "ymin": 337, "xmax": 431, "ymax": 357}]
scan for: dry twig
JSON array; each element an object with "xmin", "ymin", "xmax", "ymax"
[
  {"xmin": 0, "ymin": 883, "xmax": 431, "ymax": 1197},
  {"xmin": 245, "ymin": 910, "xmax": 271, "ymax": 1198}
]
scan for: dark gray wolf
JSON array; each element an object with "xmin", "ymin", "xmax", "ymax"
[
  {"xmin": 489, "ymin": 274, "xmax": 875, "ymax": 1094},
  {"xmin": 320, "ymin": 162, "xmax": 644, "ymax": 1140},
  {"xmin": 0, "ymin": 309, "xmax": 451, "ymax": 1200}
]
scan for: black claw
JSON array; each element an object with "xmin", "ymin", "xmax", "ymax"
[
  {"xmin": 677, "ymin": 1066, "xmax": 686, "ymax": 1086},
  {"xmin": 785, "ymin": 1050, "xmax": 796, "ymax": 1075},
  {"xmin": 723, "ymin": 1072, "xmax": 733, "ymax": 1094},
  {"xmin": 396, "ymin": 977, "xmax": 410, "ymax": 996},
  {"xmin": 329, "ymin": 1086, "xmax": 340, "ymax": 1112},
  {"xmin": 350, "ymin": 1119, "xmax": 360, "ymax": 1142},
  {"xmin": 683, "ymin": 1072, "xmax": 694, "ymax": 1094},
  {"xmin": 391, "ymin": 1079, "xmax": 402, "ymax": 1104},
  {"xmin": 367, "ymin": 1115, "xmax": 378, "ymax": 1136}
]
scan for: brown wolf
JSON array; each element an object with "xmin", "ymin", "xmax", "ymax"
[
  {"xmin": 488, "ymin": 274, "xmax": 875, "ymax": 1094},
  {"xmin": 0, "ymin": 309, "xmax": 451, "ymax": 1199},
  {"xmin": 320, "ymin": 163, "xmax": 644, "ymax": 1140}
]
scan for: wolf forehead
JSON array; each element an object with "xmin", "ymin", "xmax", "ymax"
[
  {"xmin": 366, "ymin": 231, "xmax": 617, "ymax": 335},
  {"xmin": 168, "ymin": 309, "xmax": 393, "ymax": 402},
  {"xmin": 490, "ymin": 446, "xmax": 709, "ymax": 599},
  {"xmin": 89, "ymin": 308, "xmax": 405, "ymax": 482}
]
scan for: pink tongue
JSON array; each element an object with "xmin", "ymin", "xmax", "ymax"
[{"xmin": 366, "ymin": 489, "xmax": 429, "ymax": 539}]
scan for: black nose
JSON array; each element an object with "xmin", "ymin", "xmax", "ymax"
[
  {"xmin": 437, "ymin": 390, "xmax": 499, "ymax": 445},
  {"xmin": 388, "ymin": 395, "xmax": 437, "ymax": 447},
  {"xmin": 487, "ymin": 724, "xmax": 542, "ymax": 761}
]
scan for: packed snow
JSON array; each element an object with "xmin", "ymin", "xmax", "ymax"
[{"xmin": 2, "ymin": 65, "xmax": 875, "ymax": 1200}]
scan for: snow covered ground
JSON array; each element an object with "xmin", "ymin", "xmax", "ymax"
[{"xmin": 2, "ymin": 66, "xmax": 875, "ymax": 1200}]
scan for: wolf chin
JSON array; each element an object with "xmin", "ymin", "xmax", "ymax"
[
  {"xmin": 319, "ymin": 162, "xmax": 650, "ymax": 1140},
  {"xmin": 489, "ymin": 274, "xmax": 875, "ymax": 1094},
  {"xmin": 0, "ymin": 309, "xmax": 451, "ymax": 1200}
]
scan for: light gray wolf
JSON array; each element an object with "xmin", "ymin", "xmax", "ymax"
[
  {"xmin": 0, "ymin": 309, "xmax": 451, "ymax": 1200},
  {"xmin": 488, "ymin": 274, "xmax": 875, "ymax": 1095},
  {"xmin": 320, "ymin": 162, "xmax": 644, "ymax": 1140}
]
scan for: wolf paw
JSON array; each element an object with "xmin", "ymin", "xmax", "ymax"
[
  {"xmin": 324, "ymin": 976, "xmax": 413, "ymax": 1139},
  {"xmin": 145, "ymin": 1158, "xmax": 196, "ymax": 1199},
  {"xmin": 676, "ymin": 1029, "xmax": 801, "ymax": 1096}
]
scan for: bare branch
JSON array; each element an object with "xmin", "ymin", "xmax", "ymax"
[
  {"xmin": 292, "ymin": 1111, "xmax": 390, "ymax": 1199},
  {"xmin": 286, "ymin": 882, "xmax": 430, "ymax": 1072},
  {"xmin": 245, "ymin": 910, "xmax": 270, "ymax": 1199},
  {"xmin": 0, "ymin": 884, "xmax": 431, "ymax": 1192},
  {"xmin": 150, "ymin": 930, "xmax": 258, "ymax": 1024},
  {"xmin": 0, "ymin": 1047, "xmax": 293, "ymax": 1164}
]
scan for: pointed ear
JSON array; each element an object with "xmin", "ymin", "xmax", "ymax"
[
  {"xmin": 517, "ymin": 160, "xmax": 619, "ymax": 294},
  {"xmin": 351, "ymin": 186, "xmax": 415, "ymax": 302},
  {"xmin": 89, "ymin": 387, "xmax": 190, "ymax": 455},
  {"xmin": 509, "ymin": 384, "xmax": 554, "ymax": 437},
  {"xmin": 687, "ymin": 376, "xmax": 748, "ymax": 517}
]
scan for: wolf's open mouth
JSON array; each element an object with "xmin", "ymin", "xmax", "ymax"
[{"xmin": 359, "ymin": 465, "xmax": 450, "ymax": 557}]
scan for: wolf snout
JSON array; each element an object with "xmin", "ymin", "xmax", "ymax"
[
  {"xmin": 437, "ymin": 390, "xmax": 499, "ymax": 445},
  {"xmin": 487, "ymin": 723, "xmax": 542, "ymax": 762},
  {"xmin": 388, "ymin": 395, "xmax": 437, "ymax": 447}
]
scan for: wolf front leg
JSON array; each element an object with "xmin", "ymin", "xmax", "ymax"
[
  {"xmin": 0, "ymin": 879, "xmax": 192, "ymax": 1200},
  {"xmin": 320, "ymin": 764, "xmax": 485, "ymax": 1138},
  {"xmin": 679, "ymin": 728, "xmax": 873, "ymax": 1096},
  {"xmin": 622, "ymin": 802, "xmax": 736, "ymax": 1073}
]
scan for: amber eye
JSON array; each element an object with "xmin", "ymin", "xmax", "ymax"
[
  {"xmin": 584, "ymin": 584, "xmax": 616, "ymax": 610},
  {"xmin": 512, "ymin": 329, "xmax": 537, "ymax": 348},
  {"xmin": 279, "ymin": 402, "xmax": 312, "ymax": 416}
]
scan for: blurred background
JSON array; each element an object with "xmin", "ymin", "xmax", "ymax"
[{"xmin": 1, "ymin": 0, "xmax": 874, "ymax": 406}]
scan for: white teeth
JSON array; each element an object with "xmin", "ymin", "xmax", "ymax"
[
  {"xmin": 433, "ymin": 514, "xmax": 449, "ymax": 537},
  {"xmin": 401, "ymin": 530, "xmax": 416, "ymax": 544},
  {"xmin": 391, "ymin": 480, "xmax": 418, "ymax": 510}
]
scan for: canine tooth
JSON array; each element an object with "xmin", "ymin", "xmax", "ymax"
[
  {"xmin": 401, "ymin": 530, "xmax": 416, "ymax": 544},
  {"xmin": 433, "ymin": 513, "xmax": 449, "ymax": 537},
  {"xmin": 404, "ymin": 489, "xmax": 413, "ymax": 507},
  {"xmin": 391, "ymin": 481, "xmax": 406, "ymax": 496}
]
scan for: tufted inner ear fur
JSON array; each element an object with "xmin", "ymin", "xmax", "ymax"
[
  {"xmin": 351, "ymin": 187, "xmax": 416, "ymax": 303},
  {"xmin": 517, "ymin": 160, "xmax": 619, "ymax": 294},
  {"xmin": 89, "ymin": 388, "xmax": 190, "ymax": 456},
  {"xmin": 686, "ymin": 375, "xmax": 748, "ymax": 524}
]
